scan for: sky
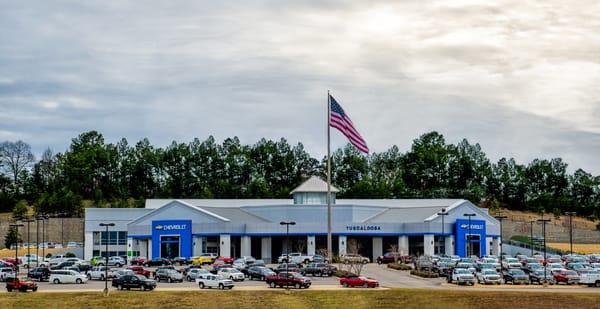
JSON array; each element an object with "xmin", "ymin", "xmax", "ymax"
[{"xmin": 1, "ymin": 0, "xmax": 599, "ymax": 173}]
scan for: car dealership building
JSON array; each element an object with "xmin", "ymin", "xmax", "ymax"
[{"xmin": 84, "ymin": 176, "xmax": 501, "ymax": 262}]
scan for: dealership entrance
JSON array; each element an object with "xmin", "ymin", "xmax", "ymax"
[{"xmin": 160, "ymin": 235, "xmax": 180, "ymax": 258}]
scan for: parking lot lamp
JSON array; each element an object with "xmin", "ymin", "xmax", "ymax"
[
  {"xmin": 537, "ymin": 218, "xmax": 551, "ymax": 283},
  {"xmin": 23, "ymin": 217, "xmax": 35, "ymax": 274},
  {"xmin": 437, "ymin": 209, "xmax": 449, "ymax": 255},
  {"xmin": 35, "ymin": 216, "xmax": 40, "ymax": 267},
  {"xmin": 463, "ymin": 214, "xmax": 476, "ymax": 257},
  {"xmin": 36, "ymin": 215, "xmax": 49, "ymax": 260},
  {"xmin": 565, "ymin": 212, "xmax": 576, "ymax": 256},
  {"xmin": 280, "ymin": 221, "xmax": 296, "ymax": 287},
  {"xmin": 9, "ymin": 222, "xmax": 24, "ymax": 274},
  {"xmin": 529, "ymin": 220, "xmax": 535, "ymax": 256},
  {"xmin": 494, "ymin": 215, "xmax": 507, "ymax": 267},
  {"xmin": 99, "ymin": 222, "xmax": 115, "ymax": 294}
]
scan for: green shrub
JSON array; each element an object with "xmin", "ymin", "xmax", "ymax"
[
  {"xmin": 65, "ymin": 252, "xmax": 76, "ymax": 258},
  {"xmin": 331, "ymin": 255, "xmax": 341, "ymax": 263},
  {"xmin": 410, "ymin": 270, "xmax": 439, "ymax": 278},
  {"xmin": 334, "ymin": 270, "xmax": 356, "ymax": 278},
  {"xmin": 388, "ymin": 263, "xmax": 412, "ymax": 271}
]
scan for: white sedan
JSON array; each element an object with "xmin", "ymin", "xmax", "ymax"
[{"xmin": 50, "ymin": 270, "xmax": 88, "ymax": 284}]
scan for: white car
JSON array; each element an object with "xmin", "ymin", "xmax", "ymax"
[
  {"xmin": 217, "ymin": 268, "xmax": 245, "ymax": 281},
  {"xmin": 66, "ymin": 242, "xmax": 78, "ymax": 248},
  {"xmin": 50, "ymin": 270, "xmax": 88, "ymax": 284},
  {"xmin": 186, "ymin": 268, "xmax": 210, "ymax": 281},
  {"xmin": 502, "ymin": 258, "xmax": 522, "ymax": 270},
  {"xmin": 579, "ymin": 271, "xmax": 600, "ymax": 287},
  {"xmin": 196, "ymin": 274, "xmax": 234, "ymax": 289},
  {"xmin": 476, "ymin": 269, "xmax": 502, "ymax": 285},
  {"xmin": 113, "ymin": 269, "xmax": 135, "ymax": 280},
  {"xmin": 87, "ymin": 266, "xmax": 113, "ymax": 280},
  {"xmin": 548, "ymin": 263, "xmax": 565, "ymax": 272},
  {"xmin": 278, "ymin": 252, "xmax": 314, "ymax": 264},
  {"xmin": 0, "ymin": 267, "xmax": 15, "ymax": 281},
  {"xmin": 107, "ymin": 256, "xmax": 125, "ymax": 267}
]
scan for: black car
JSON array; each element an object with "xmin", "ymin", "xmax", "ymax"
[
  {"xmin": 27, "ymin": 267, "xmax": 51, "ymax": 282},
  {"xmin": 144, "ymin": 258, "xmax": 172, "ymax": 267},
  {"xmin": 503, "ymin": 269, "xmax": 530, "ymax": 285},
  {"xmin": 247, "ymin": 266, "xmax": 276, "ymax": 280},
  {"xmin": 301, "ymin": 263, "xmax": 336, "ymax": 277},
  {"xmin": 51, "ymin": 261, "xmax": 76, "ymax": 270},
  {"xmin": 172, "ymin": 257, "xmax": 190, "ymax": 265},
  {"xmin": 529, "ymin": 270, "xmax": 555, "ymax": 285},
  {"xmin": 275, "ymin": 263, "xmax": 301, "ymax": 274},
  {"xmin": 112, "ymin": 274, "xmax": 156, "ymax": 291}
]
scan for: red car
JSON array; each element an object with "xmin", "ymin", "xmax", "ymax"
[
  {"xmin": 127, "ymin": 266, "xmax": 151, "ymax": 278},
  {"xmin": 3, "ymin": 258, "xmax": 20, "ymax": 266},
  {"xmin": 6, "ymin": 277, "xmax": 37, "ymax": 292},
  {"xmin": 0, "ymin": 260, "xmax": 15, "ymax": 270},
  {"xmin": 339, "ymin": 275, "xmax": 379, "ymax": 288},
  {"xmin": 377, "ymin": 252, "xmax": 409, "ymax": 264},
  {"xmin": 553, "ymin": 270, "xmax": 580, "ymax": 285},
  {"xmin": 216, "ymin": 256, "xmax": 234, "ymax": 264},
  {"xmin": 130, "ymin": 257, "xmax": 147, "ymax": 266}
]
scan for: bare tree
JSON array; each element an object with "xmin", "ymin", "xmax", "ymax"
[
  {"xmin": 295, "ymin": 238, "xmax": 307, "ymax": 253},
  {"xmin": 0, "ymin": 140, "xmax": 35, "ymax": 184},
  {"xmin": 389, "ymin": 244, "xmax": 399, "ymax": 263},
  {"xmin": 347, "ymin": 239, "xmax": 362, "ymax": 254}
]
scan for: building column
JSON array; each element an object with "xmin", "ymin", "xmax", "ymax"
[
  {"xmin": 445, "ymin": 235, "xmax": 454, "ymax": 256},
  {"xmin": 338, "ymin": 236, "xmax": 347, "ymax": 256},
  {"xmin": 307, "ymin": 236, "xmax": 316, "ymax": 256},
  {"xmin": 84, "ymin": 231, "xmax": 93, "ymax": 260},
  {"xmin": 261, "ymin": 237, "xmax": 272, "ymax": 263},
  {"xmin": 192, "ymin": 236, "xmax": 202, "ymax": 256},
  {"xmin": 139, "ymin": 239, "xmax": 148, "ymax": 258},
  {"xmin": 398, "ymin": 235, "xmax": 409, "ymax": 256},
  {"xmin": 220, "ymin": 234, "xmax": 231, "ymax": 257},
  {"xmin": 241, "ymin": 236, "xmax": 251, "ymax": 257},
  {"xmin": 147, "ymin": 238, "xmax": 153, "ymax": 259},
  {"xmin": 372, "ymin": 237, "xmax": 383, "ymax": 262},
  {"xmin": 486, "ymin": 237, "xmax": 494, "ymax": 256},
  {"xmin": 492, "ymin": 237, "xmax": 500, "ymax": 256},
  {"xmin": 424, "ymin": 235, "xmax": 435, "ymax": 256},
  {"xmin": 127, "ymin": 238, "xmax": 134, "ymax": 260}
]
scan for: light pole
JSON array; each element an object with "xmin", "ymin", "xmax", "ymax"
[
  {"xmin": 565, "ymin": 212, "xmax": 576, "ymax": 256},
  {"xmin": 494, "ymin": 215, "xmax": 507, "ymax": 267},
  {"xmin": 99, "ymin": 223, "xmax": 115, "ymax": 294},
  {"xmin": 463, "ymin": 213, "xmax": 476, "ymax": 257},
  {"xmin": 37, "ymin": 215, "xmax": 49, "ymax": 260},
  {"xmin": 537, "ymin": 218, "xmax": 551, "ymax": 283},
  {"xmin": 529, "ymin": 220, "xmax": 535, "ymax": 256},
  {"xmin": 280, "ymin": 220, "xmax": 296, "ymax": 286},
  {"xmin": 36, "ymin": 217, "xmax": 40, "ymax": 267},
  {"xmin": 9, "ymin": 223, "xmax": 24, "ymax": 274},
  {"xmin": 437, "ymin": 208, "xmax": 449, "ymax": 255},
  {"xmin": 23, "ymin": 217, "xmax": 35, "ymax": 274}
]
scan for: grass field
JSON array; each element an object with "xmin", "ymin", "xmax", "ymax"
[
  {"xmin": 547, "ymin": 243, "xmax": 600, "ymax": 255},
  {"xmin": 0, "ymin": 248, "xmax": 68, "ymax": 258},
  {"xmin": 0, "ymin": 289, "xmax": 599, "ymax": 309}
]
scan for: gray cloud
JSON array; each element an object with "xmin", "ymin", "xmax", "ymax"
[{"xmin": 0, "ymin": 0, "xmax": 599, "ymax": 173}]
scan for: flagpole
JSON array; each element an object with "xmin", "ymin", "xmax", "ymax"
[{"xmin": 327, "ymin": 90, "xmax": 332, "ymax": 260}]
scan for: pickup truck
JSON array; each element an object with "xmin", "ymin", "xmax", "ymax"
[
  {"xmin": 448, "ymin": 268, "xmax": 475, "ymax": 285},
  {"xmin": 266, "ymin": 272, "xmax": 311, "ymax": 289},
  {"xmin": 6, "ymin": 277, "xmax": 37, "ymax": 292},
  {"xmin": 196, "ymin": 274, "xmax": 234, "ymax": 289},
  {"xmin": 578, "ymin": 271, "xmax": 600, "ymax": 287},
  {"xmin": 300, "ymin": 263, "xmax": 337, "ymax": 277},
  {"xmin": 87, "ymin": 266, "xmax": 113, "ymax": 280},
  {"xmin": 112, "ymin": 274, "xmax": 156, "ymax": 291},
  {"xmin": 277, "ymin": 253, "xmax": 313, "ymax": 264}
]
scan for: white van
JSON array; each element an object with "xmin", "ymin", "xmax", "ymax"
[{"xmin": 50, "ymin": 270, "xmax": 88, "ymax": 284}]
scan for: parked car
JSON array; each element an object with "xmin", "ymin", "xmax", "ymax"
[
  {"xmin": 5, "ymin": 276, "xmax": 37, "ymax": 292},
  {"xmin": 113, "ymin": 269, "xmax": 136, "ymax": 280},
  {"xmin": 377, "ymin": 252, "xmax": 403, "ymax": 264},
  {"xmin": 301, "ymin": 263, "xmax": 337, "ymax": 277},
  {"xmin": 455, "ymin": 262, "xmax": 476, "ymax": 274},
  {"xmin": 247, "ymin": 266, "xmax": 276, "ymax": 281},
  {"xmin": 240, "ymin": 256, "xmax": 256, "ymax": 265},
  {"xmin": 0, "ymin": 267, "xmax": 16, "ymax": 281},
  {"xmin": 312, "ymin": 255, "xmax": 330, "ymax": 263},
  {"xmin": 186, "ymin": 268, "xmax": 210, "ymax": 281},
  {"xmin": 87, "ymin": 266, "xmax": 113, "ymax": 280},
  {"xmin": 155, "ymin": 268, "xmax": 183, "ymax": 283},
  {"xmin": 578, "ymin": 270, "xmax": 600, "ymax": 287},
  {"xmin": 127, "ymin": 266, "xmax": 151, "ymax": 278},
  {"xmin": 277, "ymin": 252, "xmax": 313, "ymax": 264},
  {"xmin": 50, "ymin": 270, "xmax": 88, "ymax": 284},
  {"xmin": 210, "ymin": 261, "xmax": 234, "ymax": 274},
  {"xmin": 144, "ymin": 257, "xmax": 172, "ymax": 267},
  {"xmin": 266, "ymin": 272, "xmax": 311, "ymax": 289},
  {"xmin": 529, "ymin": 270, "xmax": 555, "ymax": 285},
  {"xmin": 476, "ymin": 269, "xmax": 502, "ymax": 285},
  {"xmin": 130, "ymin": 257, "xmax": 146, "ymax": 266},
  {"xmin": 275, "ymin": 263, "xmax": 301, "ymax": 274},
  {"xmin": 502, "ymin": 269, "xmax": 530, "ymax": 285},
  {"xmin": 27, "ymin": 267, "xmax": 50, "ymax": 282},
  {"xmin": 448, "ymin": 268, "xmax": 475, "ymax": 285},
  {"xmin": 339, "ymin": 275, "xmax": 379, "ymax": 288},
  {"xmin": 196, "ymin": 274, "xmax": 234, "ymax": 289},
  {"xmin": 342, "ymin": 254, "xmax": 369, "ymax": 264},
  {"xmin": 172, "ymin": 257, "xmax": 190, "ymax": 265},
  {"xmin": 66, "ymin": 242, "xmax": 78, "ymax": 248},
  {"xmin": 215, "ymin": 256, "xmax": 235, "ymax": 264},
  {"xmin": 502, "ymin": 258, "xmax": 523, "ymax": 270},
  {"xmin": 192, "ymin": 253, "xmax": 218, "ymax": 265},
  {"xmin": 90, "ymin": 256, "xmax": 103, "ymax": 266},
  {"xmin": 112, "ymin": 274, "xmax": 156, "ymax": 291},
  {"xmin": 107, "ymin": 256, "xmax": 126, "ymax": 267},
  {"xmin": 217, "ymin": 268, "xmax": 245, "ymax": 281},
  {"xmin": 523, "ymin": 263, "xmax": 543, "ymax": 274},
  {"xmin": 553, "ymin": 269, "xmax": 580, "ymax": 285}
]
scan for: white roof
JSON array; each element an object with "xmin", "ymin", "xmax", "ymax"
[{"xmin": 290, "ymin": 176, "xmax": 339, "ymax": 194}]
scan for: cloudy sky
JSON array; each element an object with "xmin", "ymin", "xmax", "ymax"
[{"xmin": 1, "ymin": 0, "xmax": 599, "ymax": 173}]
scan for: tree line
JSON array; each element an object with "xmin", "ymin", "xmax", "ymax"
[{"xmin": 0, "ymin": 131, "xmax": 598, "ymax": 220}]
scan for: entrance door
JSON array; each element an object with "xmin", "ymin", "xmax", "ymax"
[
  {"xmin": 465, "ymin": 235, "xmax": 481, "ymax": 257},
  {"xmin": 160, "ymin": 236, "xmax": 180, "ymax": 258}
]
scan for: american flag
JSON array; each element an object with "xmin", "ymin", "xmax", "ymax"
[{"xmin": 329, "ymin": 94, "xmax": 369, "ymax": 153}]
